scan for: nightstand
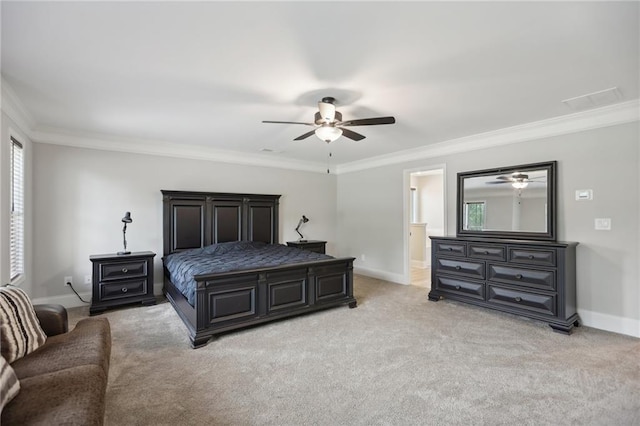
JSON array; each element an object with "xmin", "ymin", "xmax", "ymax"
[
  {"xmin": 286, "ymin": 240, "xmax": 327, "ymax": 254},
  {"xmin": 89, "ymin": 251, "xmax": 156, "ymax": 315}
]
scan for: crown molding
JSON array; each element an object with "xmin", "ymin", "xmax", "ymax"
[
  {"xmin": 1, "ymin": 77, "xmax": 328, "ymax": 173},
  {"xmin": 335, "ymin": 99, "xmax": 640, "ymax": 175},
  {"xmin": 30, "ymin": 127, "xmax": 327, "ymax": 173},
  {"xmin": 1, "ymin": 76, "xmax": 37, "ymax": 132},
  {"xmin": 2, "ymin": 73, "xmax": 637, "ymax": 175}
]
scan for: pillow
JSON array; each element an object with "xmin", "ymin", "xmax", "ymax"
[
  {"xmin": 0, "ymin": 356, "xmax": 20, "ymax": 413},
  {"xmin": 0, "ymin": 286, "xmax": 47, "ymax": 363}
]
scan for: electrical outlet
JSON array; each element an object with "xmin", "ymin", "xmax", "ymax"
[
  {"xmin": 595, "ymin": 218, "xmax": 612, "ymax": 231},
  {"xmin": 84, "ymin": 275, "xmax": 92, "ymax": 285},
  {"xmin": 64, "ymin": 276, "xmax": 73, "ymax": 287}
]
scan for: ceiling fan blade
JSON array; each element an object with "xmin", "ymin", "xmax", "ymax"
[
  {"xmin": 262, "ymin": 120, "xmax": 315, "ymax": 126},
  {"xmin": 486, "ymin": 181, "xmax": 511, "ymax": 185},
  {"xmin": 293, "ymin": 129, "xmax": 317, "ymax": 141},
  {"xmin": 340, "ymin": 116, "xmax": 396, "ymax": 126},
  {"xmin": 340, "ymin": 128, "xmax": 366, "ymax": 141}
]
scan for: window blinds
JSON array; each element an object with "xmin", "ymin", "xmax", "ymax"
[{"xmin": 10, "ymin": 138, "xmax": 24, "ymax": 281}]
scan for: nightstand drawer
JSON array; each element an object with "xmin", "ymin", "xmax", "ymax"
[
  {"xmin": 286, "ymin": 240, "xmax": 326, "ymax": 254},
  {"xmin": 100, "ymin": 278, "xmax": 147, "ymax": 301},
  {"xmin": 100, "ymin": 260, "xmax": 148, "ymax": 281},
  {"xmin": 90, "ymin": 251, "xmax": 156, "ymax": 315}
]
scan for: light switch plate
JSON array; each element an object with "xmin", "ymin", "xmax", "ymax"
[
  {"xmin": 595, "ymin": 218, "xmax": 611, "ymax": 230},
  {"xmin": 576, "ymin": 189, "xmax": 593, "ymax": 201}
]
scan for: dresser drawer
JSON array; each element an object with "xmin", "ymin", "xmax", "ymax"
[
  {"xmin": 100, "ymin": 260, "xmax": 148, "ymax": 281},
  {"xmin": 435, "ymin": 258, "xmax": 485, "ymax": 279},
  {"xmin": 434, "ymin": 241, "xmax": 466, "ymax": 257},
  {"xmin": 100, "ymin": 279, "xmax": 147, "ymax": 301},
  {"xmin": 469, "ymin": 244, "xmax": 506, "ymax": 261},
  {"xmin": 487, "ymin": 285, "xmax": 556, "ymax": 316},
  {"xmin": 434, "ymin": 276, "xmax": 484, "ymax": 300},
  {"xmin": 508, "ymin": 248, "xmax": 556, "ymax": 267},
  {"xmin": 487, "ymin": 264, "xmax": 555, "ymax": 291}
]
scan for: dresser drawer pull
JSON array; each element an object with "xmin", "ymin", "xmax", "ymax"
[
  {"xmin": 455, "ymin": 265, "xmax": 461, "ymax": 270},
  {"xmin": 455, "ymin": 285, "xmax": 461, "ymax": 290},
  {"xmin": 121, "ymin": 287, "xmax": 128, "ymax": 293},
  {"xmin": 515, "ymin": 274, "xmax": 523, "ymax": 279},
  {"xmin": 484, "ymin": 251, "xmax": 489, "ymax": 255},
  {"xmin": 515, "ymin": 297, "xmax": 522, "ymax": 302},
  {"xmin": 448, "ymin": 247, "xmax": 453, "ymax": 251},
  {"xmin": 122, "ymin": 268, "xmax": 128, "ymax": 273},
  {"xmin": 528, "ymin": 255, "xmax": 534, "ymax": 259}
]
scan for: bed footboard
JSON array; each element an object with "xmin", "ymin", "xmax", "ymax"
[{"xmin": 165, "ymin": 258, "xmax": 355, "ymax": 348}]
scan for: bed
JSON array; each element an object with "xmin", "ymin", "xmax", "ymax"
[{"xmin": 161, "ymin": 190, "xmax": 357, "ymax": 348}]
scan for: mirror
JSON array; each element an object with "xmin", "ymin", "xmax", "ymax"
[{"xmin": 457, "ymin": 161, "xmax": 556, "ymax": 241}]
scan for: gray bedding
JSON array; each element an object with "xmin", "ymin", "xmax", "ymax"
[{"xmin": 164, "ymin": 241, "xmax": 333, "ymax": 306}]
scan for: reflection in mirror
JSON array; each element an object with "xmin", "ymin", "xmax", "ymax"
[{"xmin": 457, "ymin": 161, "xmax": 556, "ymax": 240}]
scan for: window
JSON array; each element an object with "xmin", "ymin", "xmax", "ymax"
[
  {"xmin": 10, "ymin": 137, "xmax": 24, "ymax": 282},
  {"xmin": 464, "ymin": 201, "xmax": 485, "ymax": 231}
]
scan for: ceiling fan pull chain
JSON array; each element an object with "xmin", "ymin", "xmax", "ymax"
[{"xmin": 327, "ymin": 151, "xmax": 332, "ymax": 174}]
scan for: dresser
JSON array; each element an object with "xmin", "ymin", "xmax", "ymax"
[
  {"xmin": 286, "ymin": 240, "xmax": 327, "ymax": 254},
  {"xmin": 90, "ymin": 251, "xmax": 156, "ymax": 315},
  {"xmin": 429, "ymin": 236, "xmax": 579, "ymax": 334}
]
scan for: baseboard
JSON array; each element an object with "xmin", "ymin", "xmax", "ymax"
[
  {"xmin": 411, "ymin": 260, "xmax": 430, "ymax": 269},
  {"xmin": 578, "ymin": 309, "xmax": 640, "ymax": 338},
  {"xmin": 354, "ymin": 266, "xmax": 407, "ymax": 285},
  {"xmin": 31, "ymin": 282, "xmax": 165, "ymax": 309},
  {"xmin": 31, "ymin": 292, "xmax": 93, "ymax": 309}
]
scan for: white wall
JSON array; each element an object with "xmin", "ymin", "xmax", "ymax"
[
  {"xmin": 3, "ymin": 105, "xmax": 638, "ymax": 336},
  {"xmin": 31, "ymin": 143, "xmax": 337, "ymax": 303},
  {"xmin": 337, "ymin": 122, "xmax": 639, "ymax": 336},
  {"xmin": 417, "ymin": 173, "xmax": 444, "ymax": 232}
]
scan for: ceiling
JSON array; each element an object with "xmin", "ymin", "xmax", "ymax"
[{"xmin": 2, "ymin": 1, "xmax": 639, "ymax": 171}]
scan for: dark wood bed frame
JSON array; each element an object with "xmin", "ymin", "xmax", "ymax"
[{"xmin": 161, "ymin": 190, "xmax": 357, "ymax": 348}]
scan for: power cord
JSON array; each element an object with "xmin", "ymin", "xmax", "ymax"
[{"xmin": 67, "ymin": 281, "xmax": 90, "ymax": 304}]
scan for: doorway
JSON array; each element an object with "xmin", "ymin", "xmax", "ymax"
[{"xmin": 404, "ymin": 166, "xmax": 446, "ymax": 287}]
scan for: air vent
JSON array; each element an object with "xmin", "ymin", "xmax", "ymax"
[{"xmin": 561, "ymin": 87, "xmax": 622, "ymax": 111}]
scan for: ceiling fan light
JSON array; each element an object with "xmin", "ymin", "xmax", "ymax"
[
  {"xmin": 512, "ymin": 181, "xmax": 529, "ymax": 189},
  {"xmin": 315, "ymin": 125, "xmax": 342, "ymax": 143}
]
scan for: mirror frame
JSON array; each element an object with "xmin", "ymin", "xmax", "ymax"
[{"xmin": 457, "ymin": 161, "xmax": 557, "ymax": 241}]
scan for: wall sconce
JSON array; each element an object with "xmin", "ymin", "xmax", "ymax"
[
  {"xmin": 295, "ymin": 215, "xmax": 309, "ymax": 241},
  {"xmin": 117, "ymin": 211, "xmax": 132, "ymax": 255}
]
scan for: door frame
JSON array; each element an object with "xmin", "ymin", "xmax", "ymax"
[{"xmin": 402, "ymin": 164, "xmax": 447, "ymax": 285}]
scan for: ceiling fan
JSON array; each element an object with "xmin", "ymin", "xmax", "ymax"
[
  {"xmin": 262, "ymin": 96, "xmax": 396, "ymax": 143},
  {"xmin": 486, "ymin": 173, "xmax": 546, "ymax": 189}
]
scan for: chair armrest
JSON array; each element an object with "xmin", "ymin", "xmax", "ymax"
[{"xmin": 34, "ymin": 304, "xmax": 69, "ymax": 336}]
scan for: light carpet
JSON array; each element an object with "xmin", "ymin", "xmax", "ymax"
[{"xmin": 68, "ymin": 275, "xmax": 640, "ymax": 425}]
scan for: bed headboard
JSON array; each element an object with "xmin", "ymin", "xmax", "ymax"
[{"xmin": 161, "ymin": 190, "xmax": 281, "ymax": 256}]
